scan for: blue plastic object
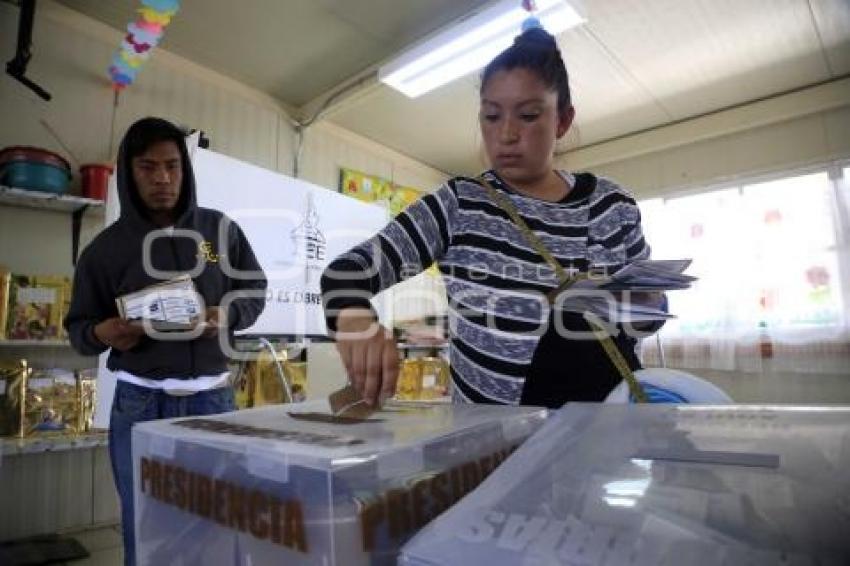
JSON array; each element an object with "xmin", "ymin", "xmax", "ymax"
[
  {"xmin": 521, "ymin": 15, "xmax": 542, "ymax": 31},
  {"xmin": 0, "ymin": 160, "xmax": 71, "ymax": 194}
]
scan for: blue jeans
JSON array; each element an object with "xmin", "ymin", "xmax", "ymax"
[{"xmin": 108, "ymin": 381, "xmax": 236, "ymax": 566}]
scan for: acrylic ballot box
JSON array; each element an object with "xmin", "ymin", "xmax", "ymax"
[
  {"xmin": 401, "ymin": 404, "xmax": 850, "ymax": 566},
  {"xmin": 132, "ymin": 400, "xmax": 547, "ymax": 566}
]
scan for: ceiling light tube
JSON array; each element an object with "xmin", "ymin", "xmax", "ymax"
[{"xmin": 379, "ymin": 0, "xmax": 585, "ymax": 98}]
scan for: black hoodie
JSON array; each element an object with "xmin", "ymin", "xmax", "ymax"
[{"xmin": 64, "ymin": 125, "xmax": 267, "ymax": 379}]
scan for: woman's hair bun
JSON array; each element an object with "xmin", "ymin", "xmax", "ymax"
[{"xmin": 513, "ymin": 26, "xmax": 558, "ymax": 51}]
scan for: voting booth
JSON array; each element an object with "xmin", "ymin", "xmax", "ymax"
[{"xmin": 132, "ymin": 400, "xmax": 547, "ymax": 565}]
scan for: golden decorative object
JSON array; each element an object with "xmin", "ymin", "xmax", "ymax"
[
  {"xmin": 77, "ymin": 369, "xmax": 97, "ymax": 433},
  {"xmin": 283, "ymin": 360, "xmax": 307, "ymax": 403},
  {"xmin": 395, "ymin": 356, "xmax": 450, "ymax": 401},
  {"xmin": 1, "ymin": 361, "xmax": 97, "ymax": 437},
  {"xmin": 395, "ymin": 359, "xmax": 422, "ymax": 401},
  {"xmin": 234, "ymin": 346, "xmax": 307, "ymax": 409},
  {"xmin": 418, "ymin": 357, "xmax": 450, "ymax": 400},
  {"xmin": 0, "ymin": 359, "xmax": 27, "ymax": 437}
]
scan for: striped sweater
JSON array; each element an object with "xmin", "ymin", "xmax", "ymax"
[{"xmin": 321, "ymin": 170, "xmax": 652, "ymax": 405}]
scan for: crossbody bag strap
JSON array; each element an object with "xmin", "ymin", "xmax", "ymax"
[
  {"xmin": 477, "ymin": 175, "xmax": 648, "ymax": 403},
  {"xmin": 480, "ymin": 177, "xmax": 571, "ymax": 283}
]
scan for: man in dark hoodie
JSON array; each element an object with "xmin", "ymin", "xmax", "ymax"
[{"xmin": 64, "ymin": 117, "xmax": 267, "ymax": 565}]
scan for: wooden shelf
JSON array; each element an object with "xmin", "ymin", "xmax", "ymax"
[
  {"xmin": 1, "ymin": 431, "xmax": 109, "ymax": 456},
  {"xmin": 0, "ymin": 339, "xmax": 72, "ymax": 347},
  {"xmin": 0, "ymin": 185, "xmax": 105, "ymax": 215},
  {"xmin": 0, "ymin": 185, "xmax": 106, "ymax": 264}
]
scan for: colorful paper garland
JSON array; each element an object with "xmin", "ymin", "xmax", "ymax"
[{"xmin": 108, "ymin": 0, "xmax": 180, "ymax": 91}]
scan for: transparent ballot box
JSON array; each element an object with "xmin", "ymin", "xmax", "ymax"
[
  {"xmin": 401, "ymin": 404, "xmax": 850, "ymax": 566},
  {"xmin": 132, "ymin": 400, "xmax": 547, "ymax": 565}
]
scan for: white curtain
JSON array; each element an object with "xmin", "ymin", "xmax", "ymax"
[{"xmin": 639, "ymin": 167, "xmax": 850, "ymax": 375}]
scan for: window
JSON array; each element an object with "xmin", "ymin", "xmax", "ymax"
[{"xmin": 640, "ymin": 168, "xmax": 850, "ymax": 373}]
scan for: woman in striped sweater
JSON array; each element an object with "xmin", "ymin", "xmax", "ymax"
[{"xmin": 321, "ymin": 26, "xmax": 664, "ymax": 408}]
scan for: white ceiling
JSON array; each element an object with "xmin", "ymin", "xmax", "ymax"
[
  {"xmin": 56, "ymin": 0, "xmax": 493, "ymax": 105},
  {"xmin": 59, "ymin": 0, "xmax": 850, "ymax": 176}
]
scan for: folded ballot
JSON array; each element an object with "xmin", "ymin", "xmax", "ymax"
[
  {"xmin": 551, "ymin": 259, "xmax": 695, "ymax": 322},
  {"xmin": 115, "ymin": 274, "xmax": 203, "ymax": 331}
]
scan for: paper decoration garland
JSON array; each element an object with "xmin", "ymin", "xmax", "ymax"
[{"xmin": 108, "ymin": 0, "xmax": 180, "ymax": 91}]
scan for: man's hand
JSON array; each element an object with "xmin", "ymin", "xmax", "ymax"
[
  {"xmin": 94, "ymin": 318, "xmax": 145, "ymax": 351},
  {"xmin": 202, "ymin": 306, "xmax": 227, "ymax": 337},
  {"xmin": 335, "ymin": 308, "xmax": 400, "ymax": 407}
]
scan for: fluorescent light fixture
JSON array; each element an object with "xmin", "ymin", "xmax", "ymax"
[
  {"xmin": 603, "ymin": 496, "xmax": 637, "ymax": 508},
  {"xmin": 379, "ymin": 0, "xmax": 585, "ymax": 98}
]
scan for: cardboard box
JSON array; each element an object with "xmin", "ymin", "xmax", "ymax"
[{"xmin": 132, "ymin": 400, "xmax": 547, "ymax": 565}]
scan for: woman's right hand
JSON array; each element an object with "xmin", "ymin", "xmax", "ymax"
[
  {"xmin": 335, "ymin": 308, "xmax": 400, "ymax": 407},
  {"xmin": 94, "ymin": 317, "xmax": 145, "ymax": 351}
]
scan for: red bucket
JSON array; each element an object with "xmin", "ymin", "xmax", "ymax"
[{"xmin": 80, "ymin": 164, "xmax": 113, "ymax": 201}]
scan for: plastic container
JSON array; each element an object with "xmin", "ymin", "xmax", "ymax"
[
  {"xmin": 0, "ymin": 145, "xmax": 72, "ymax": 194},
  {"xmin": 0, "ymin": 145, "xmax": 70, "ymax": 171},
  {"xmin": 0, "ymin": 160, "xmax": 71, "ymax": 194},
  {"xmin": 401, "ymin": 404, "xmax": 850, "ymax": 565},
  {"xmin": 79, "ymin": 164, "xmax": 113, "ymax": 201},
  {"xmin": 604, "ymin": 367, "xmax": 733, "ymax": 403},
  {"xmin": 132, "ymin": 400, "xmax": 548, "ymax": 565}
]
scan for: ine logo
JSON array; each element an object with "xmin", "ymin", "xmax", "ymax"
[{"xmin": 290, "ymin": 192, "xmax": 326, "ymax": 282}]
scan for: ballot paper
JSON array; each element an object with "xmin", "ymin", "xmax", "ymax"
[
  {"xmin": 287, "ymin": 384, "xmax": 377, "ymax": 424},
  {"xmin": 328, "ymin": 383, "xmax": 373, "ymax": 418},
  {"xmin": 115, "ymin": 274, "xmax": 203, "ymax": 331},
  {"xmin": 551, "ymin": 259, "xmax": 695, "ymax": 322}
]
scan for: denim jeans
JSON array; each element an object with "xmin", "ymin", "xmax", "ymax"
[{"xmin": 108, "ymin": 381, "xmax": 236, "ymax": 566}]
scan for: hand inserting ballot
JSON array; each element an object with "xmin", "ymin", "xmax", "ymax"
[{"xmin": 334, "ymin": 307, "xmax": 400, "ymax": 408}]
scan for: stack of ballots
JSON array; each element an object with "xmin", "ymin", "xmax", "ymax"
[
  {"xmin": 552, "ymin": 259, "xmax": 696, "ymax": 323},
  {"xmin": 400, "ymin": 403, "xmax": 850, "ymax": 565},
  {"xmin": 132, "ymin": 399, "xmax": 547, "ymax": 566}
]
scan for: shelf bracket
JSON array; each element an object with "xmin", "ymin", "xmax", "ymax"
[{"xmin": 71, "ymin": 204, "xmax": 88, "ymax": 266}]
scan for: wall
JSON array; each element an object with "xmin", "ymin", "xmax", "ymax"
[
  {"xmin": 0, "ymin": 444, "xmax": 119, "ymax": 541},
  {"xmin": 559, "ymin": 78, "xmax": 850, "ymax": 198},
  {"xmin": 299, "ymin": 120, "xmax": 448, "ymax": 193}
]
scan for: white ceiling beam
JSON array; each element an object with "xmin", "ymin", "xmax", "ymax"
[{"xmin": 561, "ymin": 76, "xmax": 850, "ymax": 169}]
